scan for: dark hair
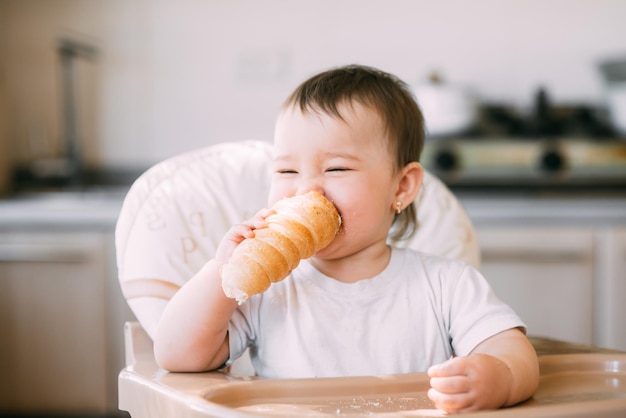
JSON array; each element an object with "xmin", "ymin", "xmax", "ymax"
[{"xmin": 283, "ymin": 64, "xmax": 425, "ymax": 241}]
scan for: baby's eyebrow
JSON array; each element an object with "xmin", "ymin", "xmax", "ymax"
[
  {"xmin": 273, "ymin": 152, "xmax": 359, "ymax": 162},
  {"xmin": 271, "ymin": 155, "xmax": 293, "ymax": 164},
  {"xmin": 321, "ymin": 152, "xmax": 359, "ymax": 161}
]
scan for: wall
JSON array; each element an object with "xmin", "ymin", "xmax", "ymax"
[{"xmin": 2, "ymin": 0, "xmax": 626, "ymax": 170}]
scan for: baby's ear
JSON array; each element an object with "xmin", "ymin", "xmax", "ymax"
[{"xmin": 395, "ymin": 162, "xmax": 423, "ymax": 205}]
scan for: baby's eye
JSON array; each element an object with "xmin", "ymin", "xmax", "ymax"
[
  {"xmin": 276, "ymin": 169, "xmax": 298, "ymax": 174},
  {"xmin": 326, "ymin": 167, "xmax": 349, "ymax": 172}
]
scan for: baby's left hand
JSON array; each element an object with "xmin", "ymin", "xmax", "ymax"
[
  {"xmin": 214, "ymin": 208, "xmax": 274, "ymax": 264},
  {"xmin": 427, "ymin": 353, "xmax": 512, "ymax": 413}
]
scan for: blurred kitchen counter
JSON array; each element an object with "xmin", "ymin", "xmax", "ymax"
[
  {"xmin": 0, "ymin": 187, "xmax": 624, "ymax": 230},
  {"xmin": 0, "ymin": 187, "xmax": 134, "ymax": 415},
  {"xmin": 457, "ymin": 193, "xmax": 626, "ymax": 226},
  {"xmin": 0, "ymin": 187, "xmax": 128, "ymax": 230}
]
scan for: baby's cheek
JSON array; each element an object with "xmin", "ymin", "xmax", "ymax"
[{"xmin": 267, "ymin": 187, "xmax": 289, "ymax": 207}]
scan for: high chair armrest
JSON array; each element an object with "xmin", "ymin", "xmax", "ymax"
[
  {"xmin": 118, "ymin": 322, "xmax": 242, "ymax": 417},
  {"xmin": 124, "ymin": 321, "xmax": 154, "ymax": 367}
]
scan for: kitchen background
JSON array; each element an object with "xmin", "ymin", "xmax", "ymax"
[
  {"xmin": 1, "ymin": 0, "xmax": 626, "ymax": 181},
  {"xmin": 1, "ymin": 1, "xmax": 625, "ymax": 417}
]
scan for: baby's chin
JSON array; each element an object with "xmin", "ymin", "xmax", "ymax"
[{"xmin": 311, "ymin": 239, "xmax": 342, "ymax": 261}]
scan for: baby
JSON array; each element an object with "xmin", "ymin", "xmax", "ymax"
[{"xmin": 154, "ymin": 64, "xmax": 540, "ymax": 413}]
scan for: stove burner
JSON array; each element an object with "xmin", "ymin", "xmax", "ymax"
[
  {"xmin": 421, "ymin": 138, "xmax": 626, "ymax": 191},
  {"xmin": 539, "ymin": 149, "xmax": 566, "ymax": 173},
  {"xmin": 433, "ymin": 149, "xmax": 459, "ymax": 172}
]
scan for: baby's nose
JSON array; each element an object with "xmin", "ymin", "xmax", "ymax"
[{"xmin": 296, "ymin": 181, "xmax": 325, "ymax": 197}]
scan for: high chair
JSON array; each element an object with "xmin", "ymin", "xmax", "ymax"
[{"xmin": 115, "ymin": 139, "xmax": 481, "ymax": 417}]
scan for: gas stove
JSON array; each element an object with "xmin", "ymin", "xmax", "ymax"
[{"xmin": 421, "ymin": 138, "xmax": 626, "ymax": 192}]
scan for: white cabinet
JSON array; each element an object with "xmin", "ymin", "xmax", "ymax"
[
  {"xmin": 0, "ymin": 231, "xmax": 123, "ymax": 414},
  {"xmin": 476, "ymin": 226, "xmax": 595, "ymax": 345},
  {"xmin": 594, "ymin": 227, "xmax": 626, "ymax": 351}
]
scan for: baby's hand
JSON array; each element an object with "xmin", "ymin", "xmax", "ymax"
[
  {"xmin": 427, "ymin": 354, "xmax": 512, "ymax": 413},
  {"xmin": 215, "ymin": 208, "xmax": 274, "ymax": 264}
]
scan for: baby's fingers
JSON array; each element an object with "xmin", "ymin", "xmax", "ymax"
[
  {"xmin": 229, "ymin": 223, "xmax": 256, "ymax": 240},
  {"xmin": 215, "ymin": 223, "xmax": 256, "ymax": 263},
  {"xmin": 215, "ymin": 209, "xmax": 275, "ymax": 263},
  {"xmin": 428, "ymin": 358, "xmax": 474, "ymax": 413},
  {"xmin": 427, "ymin": 388, "xmax": 472, "ymax": 414},
  {"xmin": 250, "ymin": 208, "xmax": 274, "ymax": 229},
  {"xmin": 429, "ymin": 375, "xmax": 470, "ymax": 394},
  {"xmin": 428, "ymin": 356, "xmax": 464, "ymax": 377}
]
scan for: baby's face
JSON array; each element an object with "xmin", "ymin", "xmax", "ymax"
[{"xmin": 269, "ymin": 102, "xmax": 401, "ymax": 260}]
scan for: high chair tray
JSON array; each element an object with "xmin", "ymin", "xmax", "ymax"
[
  {"xmin": 203, "ymin": 354, "xmax": 626, "ymax": 417},
  {"xmin": 120, "ymin": 353, "xmax": 626, "ymax": 417}
]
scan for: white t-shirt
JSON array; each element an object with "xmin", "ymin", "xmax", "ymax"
[{"xmin": 228, "ymin": 247, "xmax": 524, "ymax": 379}]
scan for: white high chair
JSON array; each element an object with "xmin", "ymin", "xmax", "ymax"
[{"xmin": 115, "ymin": 140, "xmax": 480, "ymax": 417}]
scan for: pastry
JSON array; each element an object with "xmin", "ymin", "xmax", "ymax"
[{"xmin": 221, "ymin": 191, "xmax": 341, "ymax": 303}]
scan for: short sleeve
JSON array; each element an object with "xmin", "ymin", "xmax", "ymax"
[{"xmin": 447, "ymin": 264, "xmax": 526, "ymax": 356}]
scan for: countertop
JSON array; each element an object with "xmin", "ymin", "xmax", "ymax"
[
  {"xmin": 458, "ymin": 193, "xmax": 626, "ymax": 226},
  {"xmin": 0, "ymin": 188, "xmax": 128, "ymax": 230},
  {"xmin": 0, "ymin": 187, "xmax": 624, "ymax": 230}
]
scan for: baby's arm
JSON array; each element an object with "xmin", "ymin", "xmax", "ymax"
[
  {"xmin": 427, "ymin": 328, "xmax": 540, "ymax": 413},
  {"xmin": 153, "ymin": 210, "xmax": 270, "ymax": 372}
]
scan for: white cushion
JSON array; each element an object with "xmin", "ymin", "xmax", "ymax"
[{"xmin": 115, "ymin": 140, "xmax": 480, "ymax": 340}]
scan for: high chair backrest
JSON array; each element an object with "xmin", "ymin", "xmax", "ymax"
[{"xmin": 115, "ymin": 140, "xmax": 480, "ymax": 341}]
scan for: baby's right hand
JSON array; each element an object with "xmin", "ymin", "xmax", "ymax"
[{"xmin": 215, "ymin": 208, "xmax": 274, "ymax": 264}]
